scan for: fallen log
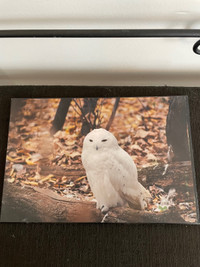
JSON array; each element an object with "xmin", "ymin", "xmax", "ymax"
[
  {"xmin": 139, "ymin": 161, "xmax": 196, "ymax": 203},
  {"xmin": 103, "ymin": 207, "xmax": 185, "ymax": 224},
  {"xmin": 1, "ymin": 181, "xmax": 102, "ymax": 223},
  {"xmin": 1, "ymin": 181, "xmax": 185, "ymax": 223},
  {"xmin": 139, "ymin": 161, "xmax": 193, "ymax": 187},
  {"xmin": 1, "ymin": 161, "xmax": 195, "ymax": 223}
]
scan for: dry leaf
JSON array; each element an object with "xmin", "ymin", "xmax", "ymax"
[
  {"xmin": 25, "ymin": 157, "xmax": 36, "ymax": 165},
  {"xmin": 135, "ymin": 129, "xmax": 150, "ymax": 139},
  {"xmin": 12, "ymin": 164, "xmax": 24, "ymax": 172},
  {"xmin": 6, "ymin": 156, "xmax": 22, "ymax": 162},
  {"xmin": 39, "ymin": 174, "xmax": 55, "ymax": 184},
  {"xmin": 147, "ymin": 153, "xmax": 157, "ymax": 162},
  {"xmin": 70, "ymin": 151, "xmax": 81, "ymax": 159},
  {"xmin": 131, "ymin": 144, "xmax": 143, "ymax": 151},
  {"xmin": 23, "ymin": 181, "xmax": 39, "ymax": 186},
  {"xmin": 65, "ymin": 125, "xmax": 76, "ymax": 134},
  {"xmin": 30, "ymin": 153, "xmax": 43, "ymax": 162},
  {"xmin": 74, "ymin": 176, "xmax": 87, "ymax": 183},
  {"xmin": 7, "ymin": 177, "xmax": 15, "ymax": 183}
]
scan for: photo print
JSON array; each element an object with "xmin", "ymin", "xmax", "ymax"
[{"xmin": 1, "ymin": 96, "xmax": 199, "ymax": 223}]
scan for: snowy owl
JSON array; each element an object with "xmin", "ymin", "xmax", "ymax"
[{"xmin": 81, "ymin": 128, "xmax": 151, "ymax": 212}]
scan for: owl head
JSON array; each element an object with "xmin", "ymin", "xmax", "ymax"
[{"xmin": 83, "ymin": 128, "xmax": 118, "ymax": 151}]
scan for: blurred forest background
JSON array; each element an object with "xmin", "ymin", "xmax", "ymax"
[
  {"xmin": 9, "ymin": 97, "xmax": 169, "ymax": 166},
  {"xmin": 2, "ymin": 97, "xmax": 198, "ymax": 223}
]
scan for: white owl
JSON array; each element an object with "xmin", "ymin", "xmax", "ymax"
[{"xmin": 81, "ymin": 128, "xmax": 151, "ymax": 212}]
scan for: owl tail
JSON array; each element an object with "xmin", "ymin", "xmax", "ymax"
[{"xmin": 121, "ymin": 182, "xmax": 152, "ymax": 210}]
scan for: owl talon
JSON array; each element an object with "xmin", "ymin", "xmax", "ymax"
[{"xmin": 100, "ymin": 205, "xmax": 109, "ymax": 213}]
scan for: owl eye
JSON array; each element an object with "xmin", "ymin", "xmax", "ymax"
[
  {"xmin": 89, "ymin": 139, "xmax": 93, "ymax": 142},
  {"xmin": 101, "ymin": 139, "xmax": 108, "ymax": 142}
]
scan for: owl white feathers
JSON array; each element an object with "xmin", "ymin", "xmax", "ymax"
[{"xmin": 82, "ymin": 128, "xmax": 151, "ymax": 212}]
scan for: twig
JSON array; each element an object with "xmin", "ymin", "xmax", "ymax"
[
  {"xmin": 73, "ymin": 99, "xmax": 83, "ymax": 113},
  {"xmin": 106, "ymin": 98, "xmax": 120, "ymax": 130},
  {"xmin": 137, "ymin": 98, "xmax": 150, "ymax": 131},
  {"xmin": 71, "ymin": 100, "xmax": 82, "ymax": 117},
  {"xmin": 73, "ymin": 99, "xmax": 93, "ymax": 129}
]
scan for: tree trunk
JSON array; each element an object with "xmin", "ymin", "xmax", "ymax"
[
  {"xmin": 106, "ymin": 98, "xmax": 120, "ymax": 130},
  {"xmin": 50, "ymin": 98, "xmax": 72, "ymax": 135},
  {"xmin": 81, "ymin": 98, "xmax": 99, "ymax": 135},
  {"xmin": 166, "ymin": 96, "xmax": 191, "ymax": 161}
]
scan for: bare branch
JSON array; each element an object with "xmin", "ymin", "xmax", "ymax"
[{"xmin": 106, "ymin": 98, "xmax": 120, "ymax": 130}]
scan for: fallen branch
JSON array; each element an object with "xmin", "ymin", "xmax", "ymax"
[
  {"xmin": 139, "ymin": 161, "xmax": 195, "ymax": 199},
  {"xmin": 1, "ymin": 161, "xmax": 195, "ymax": 223},
  {"xmin": 106, "ymin": 97, "xmax": 120, "ymax": 130},
  {"xmin": 1, "ymin": 181, "xmax": 185, "ymax": 223},
  {"xmin": 103, "ymin": 207, "xmax": 185, "ymax": 223},
  {"xmin": 1, "ymin": 181, "xmax": 102, "ymax": 223}
]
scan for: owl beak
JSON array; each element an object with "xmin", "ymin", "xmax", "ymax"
[{"xmin": 96, "ymin": 145, "xmax": 99, "ymax": 151}]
